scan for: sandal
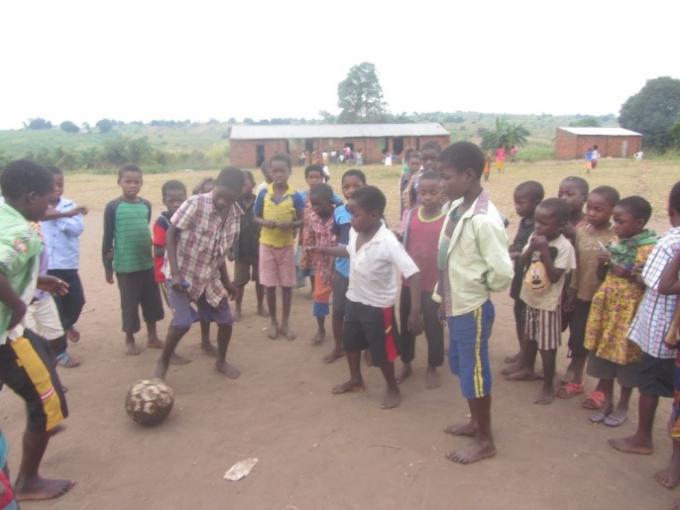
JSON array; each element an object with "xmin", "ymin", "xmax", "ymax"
[
  {"xmin": 582, "ymin": 390, "xmax": 605, "ymax": 410},
  {"xmin": 57, "ymin": 353, "xmax": 81, "ymax": 368},
  {"xmin": 589, "ymin": 409, "xmax": 609, "ymax": 423},
  {"xmin": 557, "ymin": 382, "xmax": 584, "ymax": 399},
  {"xmin": 603, "ymin": 413, "xmax": 628, "ymax": 427}
]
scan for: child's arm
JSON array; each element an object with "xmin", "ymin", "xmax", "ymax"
[
  {"xmin": 659, "ymin": 250, "xmax": 680, "ymax": 295},
  {"xmin": 475, "ymin": 218, "xmax": 514, "ymax": 291},
  {"xmin": 218, "ymin": 262, "xmax": 238, "ymax": 299},
  {"xmin": 152, "ymin": 220, "xmax": 167, "ymax": 259},
  {"xmin": 404, "ymin": 271, "xmax": 424, "ymax": 335},
  {"xmin": 532, "ymin": 235, "xmax": 565, "ymax": 284},
  {"xmin": 0, "ymin": 273, "xmax": 27, "ymax": 330},
  {"xmin": 253, "ymin": 190, "xmax": 276, "ymax": 228},
  {"xmin": 102, "ymin": 201, "xmax": 116, "ymax": 283},
  {"xmin": 165, "ymin": 225, "xmax": 186, "ymax": 292},
  {"xmin": 43, "ymin": 206, "xmax": 88, "ymax": 223},
  {"xmin": 308, "ymin": 245, "xmax": 349, "ymax": 258}
]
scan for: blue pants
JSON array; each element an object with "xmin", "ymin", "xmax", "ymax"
[{"xmin": 447, "ymin": 300, "xmax": 495, "ymax": 400}]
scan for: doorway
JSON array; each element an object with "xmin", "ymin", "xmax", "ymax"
[
  {"xmin": 305, "ymin": 139, "xmax": 314, "ymax": 152},
  {"xmin": 393, "ymin": 137, "xmax": 404, "ymax": 156},
  {"xmin": 621, "ymin": 140, "xmax": 628, "ymax": 158},
  {"xmin": 256, "ymin": 145, "xmax": 265, "ymax": 167}
]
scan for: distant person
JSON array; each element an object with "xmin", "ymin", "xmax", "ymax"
[
  {"xmin": 400, "ymin": 151, "xmax": 422, "ymax": 214},
  {"xmin": 384, "ymin": 151, "xmax": 393, "ymax": 166},
  {"xmin": 591, "ymin": 144, "xmax": 600, "ymax": 170},
  {"xmin": 584, "ymin": 147, "xmax": 593, "ymax": 174},
  {"xmin": 634, "ymin": 150, "xmax": 644, "ymax": 161},
  {"xmin": 102, "ymin": 164, "xmax": 164, "ymax": 355},
  {"xmin": 510, "ymin": 145, "xmax": 518, "ymax": 162},
  {"xmin": 495, "ymin": 144, "xmax": 506, "ymax": 174},
  {"xmin": 482, "ymin": 152, "xmax": 492, "ymax": 182},
  {"xmin": 421, "ymin": 141, "xmax": 441, "ymax": 172},
  {"xmin": 355, "ymin": 148, "xmax": 363, "ymax": 166},
  {"xmin": 298, "ymin": 151, "xmax": 307, "ymax": 167}
]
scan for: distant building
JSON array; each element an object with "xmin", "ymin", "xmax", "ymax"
[
  {"xmin": 229, "ymin": 123, "xmax": 451, "ymax": 168},
  {"xmin": 554, "ymin": 127, "xmax": 642, "ymax": 160}
]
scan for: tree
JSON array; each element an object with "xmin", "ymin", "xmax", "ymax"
[
  {"xmin": 619, "ymin": 76, "xmax": 680, "ymax": 149},
  {"xmin": 479, "ymin": 118, "xmax": 530, "ymax": 151},
  {"xmin": 25, "ymin": 117, "xmax": 53, "ymax": 130},
  {"xmin": 569, "ymin": 116, "xmax": 600, "ymax": 127},
  {"xmin": 96, "ymin": 118, "xmax": 114, "ymax": 134},
  {"xmin": 337, "ymin": 62, "xmax": 387, "ymax": 123},
  {"xmin": 60, "ymin": 120, "xmax": 80, "ymax": 133}
]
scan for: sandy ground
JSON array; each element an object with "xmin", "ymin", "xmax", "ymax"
[{"xmin": 1, "ymin": 162, "xmax": 679, "ymax": 510}]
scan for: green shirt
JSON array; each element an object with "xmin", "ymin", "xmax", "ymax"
[
  {"xmin": 102, "ymin": 198, "xmax": 153, "ymax": 274},
  {"xmin": 0, "ymin": 204, "xmax": 42, "ymax": 344}
]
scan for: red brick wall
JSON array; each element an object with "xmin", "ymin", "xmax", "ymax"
[
  {"xmin": 554, "ymin": 130, "xmax": 578, "ymax": 159},
  {"xmin": 554, "ymin": 130, "xmax": 642, "ymax": 159},
  {"xmin": 230, "ymin": 140, "xmax": 289, "ymax": 169}
]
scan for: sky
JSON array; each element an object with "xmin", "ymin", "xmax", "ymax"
[{"xmin": 1, "ymin": 0, "xmax": 679, "ymax": 129}]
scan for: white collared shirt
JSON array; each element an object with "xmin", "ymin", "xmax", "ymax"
[{"xmin": 346, "ymin": 224, "xmax": 419, "ymax": 308}]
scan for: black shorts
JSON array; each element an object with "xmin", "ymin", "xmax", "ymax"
[
  {"xmin": 0, "ymin": 330, "xmax": 68, "ymax": 432},
  {"xmin": 638, "ymin": 352, "xmax": 674, "ymax": 398},
  {"xmin": 343, "ymin": 300, "xmax": 400, "ymax": 367},
  {"xmin": 568, "ymin": 299, "xmax": 591, "ymax": 358},
  {"xmin": 117, "ymin": 268, "xmax": 164, "ymax": 334},
  {"xmin": 332, "ymin": 273, "xmax": 349, "ymax": 319}
]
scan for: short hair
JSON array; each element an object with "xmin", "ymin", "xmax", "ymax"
[
  {"xmin": 270, "ymin": 153, "xmax": 292, "ymax": 170},
  {"xmin": 192, "ymin": 177, "xmax": 214, "ymax": 195},
  {"xmin": 341, "ymin": 168, "xmax": 366, "ymax": 185},
  {"xmin": 537, "ymin": 197, "xmax": 570, "ymax": 224},
  {"xmin": 46, "ymin": 165, "xmax": 63, "ymax": 176},
  {"xmin": 669, "ymin": 181, "xmax": 680, "ymax": 213},
  {"xmin": 243, "ymin": 169, "xmax": 255, "ymax": 186},
  {"xmin": 351, "ymin": 185, "xmax": 385, "ymax": 215},
  {"xmin": 561, "ymin": 176, "xmax": 589, "ymax": 196},
  {"xmin": 1, "ymin": 159, "xmax": 54, "ymax": 200},
  {"xmin": 616, "ymin": 196, "xmax": 652, "ymax": 224},
  {"xmin": 407, "ymin": 151, "xmax": 422, "ymax": 161},
  {"xmin": 305, "ymin": 164, "xmax": 325, "ymax": 178},
  {"xmin": 590, "ymin": 185, "xmax": 620, "ymax": 207},
  {"xmin": 439, "ymin": 141, "xmax": 485, "ymax": 179},
  {"xmin": 418, "ymin": 170, "xmax": 439, "ymax": 183},
  {"xmin": 215, "ymin": 167, "xmax": 245, "ymax": 192},
  {"xmin": 162, "ymin": 180, "xmax": 187, "ymax": 198},
  {"xmin": 118, "ymin": 164, "xmax": 142, "ymax": 180},
  {"xmin": 309, "ymin": 183, "xmax": 334, "ymax": 203},
  {"xmin": 514, "ymin": 180, "xmax": 545, "ymax": 202},
  {"xmin": 421, "ymin": 141, "xmax": 442, "ymax": 155}
]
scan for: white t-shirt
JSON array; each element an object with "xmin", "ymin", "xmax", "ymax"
[
  {"xmin": 591, "ymin": 149, "xmax": 600, "ymax": 161},
  {"xmin": 346, "ymin": 224, "xmax": 419, "ymax": 308}
]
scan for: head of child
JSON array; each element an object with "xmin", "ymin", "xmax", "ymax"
[
  {"xmin": 417, "ymin": 171, "xmax": 442, "ymax": 214},
  {"xmin": 309, "ymin": 183, "xmax": 335, "ymax": 219},
  {"xmin": 407, "ymin": 151, "xmax": 422, "ymax": 173},
  {"xmin": 669, "ymin": 181, "xmax": 680, "ymax": 227},
  {"xmin": 212, "ymin": 167, "xmax": 245, "ymax": 212},
  {"xmin": 438, "ymin": 142, "xmax": 484, "ymax": 202},
  {"xmin": 348, "ymin": 186, "xmax": 384, "ymax": 234},
  {"xmin": 162, "ymin": 180, "xmax": 187, "ymax": 216},
  {"xmin": 269, "ymin": 154, "xmax": 292, "ymax": 188},
  {"xmin": 586, "ymin": 186, "xmax": 619, "ymax": 229},
  {"xmin": 534, "ymin": 198, "xmax": 569, "ymax": 241},
  {"xmin": 612, "ymin": 196, "xmax": 651, "ymax": 240},
  {"xmin": 47, "ymin": 166, "xmax": 64, "ymax": 205},
  {"xmin": 193, "ymin": 178, "xmax": 214, "ymax": 195},
  {"xmin": 118, "ymin": 164, "xmax": 143, "ymax": 200},
  {"xmin": 340, "ymin": 169, "xmax": 366, "ymax": 201},
  {"xmin": 421, "ymin": 142, "xmax": 441, "ymax": 172},
  {"xmin": 1, "ymin": 160, "xmax": 54, "ymax": 222},
  {"xmin": 513, "ymin": 181, "xmax": 544, "ymax": 219},
  {"xmin": 558, "ymin": 176, "xmax": 588, "ymax": 220},
  {"xmin": 305, "ymin": 164, "xmax": 325, "ymax": 189},
  {"xmin": 242, "ymin": 170, "xmax": 256, "ymax": 195}
]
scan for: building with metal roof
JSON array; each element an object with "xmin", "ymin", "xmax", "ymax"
[{"xmin": 555, "ymin": 126, "xmax": 642, "ymax": 160}]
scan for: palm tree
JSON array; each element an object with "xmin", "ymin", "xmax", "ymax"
[{"xmin": 480, "ymin": 118, "xmax": 530, "ymax": 150}]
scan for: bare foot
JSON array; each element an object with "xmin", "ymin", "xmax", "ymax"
[
  {"xmin": 655, "ymin": 464, "xmax": 680, "ymax": 489},
  {"xmin": 215, "ymin": 360, "xmax": 241, "ymax": 379},
  {"xmin": 281, "ymin": 323, "xmax": 296, "ymax": 341},
  {"xmin": 534, "ymin": 387, "xmax": 555, "ymax": 405},
  {"xmin": 323, "ymin": 348, "xmax": 344, "ymax": 364},
  {"xmin": 147, "ymin": 337, "xmax": 164, "ymax": 349},
  {"xmin": 396, "ymin": 363, "xmax": 412, "ymax": 384},
  {"xmin": 311, "ymin": 330, "xmax": 325, "ymax": 345},
  {"xmin": 233, "ymin": 308, "xmax": 242, "ymax": 322},
  {"xmin": 504, "ymin": 352, "xmax": 520, "ymax": 364},
  {"xmin": 444, "ymin": 422, "xmax": 477, "ymax": 437},
  {"xmin": 505, "ymin": 368, "xmax": 538, "ymax": 381},
  {"xmin": 445, "ymin": 440, "xmax": 496, "ymax": 465},
  {"xmin": 364, "ymin": 350, "xmax": 373, "ymax": 366},
  {"xmin": 14, "ymin": 476, "xmax": 75, "ymax": 502},
  {"xmin": 125, "ymin": 342, "xmax": 142, "ymax": 356},
  {"xmin": 332, "ymin": 379, "xmax": 365, "ymax": 394},
  {"xmin": 381, "ymin": 387, "xmax": 401, "ymax": 409},
  {"xmin": 501, "ymin": 360, "xmax": 524, "ymax": 376},
  {"xmin": 257, "ymin": 307, "xmax": 270, "ymax": 318},
  {"xmin": 609, "ymin": 435, "xmax": 654, "ymax": 455},
  {"xmin": 66, "ymin": 326, "xmax": 80, "ymax": 343},
  {"xmin": 426, "ymin": 366, "xmax": 441, "ymax": 388},
  {"xmin": 268, "ymin": 322, "xmax": 279, "ymax": 340},
  {"xmin": 201, "ymin": 341, "xmax": 217, "ymax": 357},
  {"xmin": 170, "ymin": 353, "xmax": 192, "ymax": 365}
]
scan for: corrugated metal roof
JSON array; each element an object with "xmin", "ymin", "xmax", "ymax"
[
  {"xmin": 230, "ymin": 123, "xmax": 449, "ymax": 140},
  {"xmin": 558, "ymin": 127, "xmax": 642, "ymax": 137}
]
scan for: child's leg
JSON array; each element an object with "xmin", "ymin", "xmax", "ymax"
[
  {"xmin": 423, "ymin": 291, "xmax": 444, "ymax": 388},
  {"xmin": 280, "ymin": 287, "xmax": 296, "ymax": 340},
  {"xmin": 379, "ymin": 361, "xmax": 401, "ymax": 409},
  {"xmin": 609, "ymin": 392, "xmax": 659, "ymax": 454},
  {"xmin": 215, "ymin": 323, "xmax": 239, "ymax": 379},
  {"xmin": 396, "ymin": 287, "xmax": 414, "ymax": 383},
  {"xmin": 589, "ymin": 378, "xmax": 615, "ymax": 422},
  {"xmin": 506, "ymin": 306, "xmax": 538, "ymax": 380},
  {"xmin": 656, "ymin": 440, "xmax": 680, "ymax": 489},
  {"xmin": 503, "ymin": 299, "xmax": 526, "ymax": 367},
  {"xmin": 154, "ymin": 325, "xmax": 191, "ymax": 379},
  {"xmin": 332, "ymin": 301, "xmax": 366, "ymax": 392},
  {"xmin": 139, "ymin": 269, "xmax": 164, "ymax": 348},
  {"xmin": 311, "ymin": 273, "xmax": 330, "ymax": 344},
  {"xmin": 325, "ymin": 274, "xmax": 347, "ymax": 363},
  {"xmin": 535, "ymin": 349, "xmax": 557, "ymax": 405},
  {"xmin": 200, "ymin": 320, "xmax": 216, "ymax": 355},
  {"xmin": 255, "ymin": 282, "xmax": 267, "ymax": 316},
  {"xmin": 506, "ymin": 340, "xmax": 538, "ymax": 380},
  {"xmin": 234, "ymin": 284, "xmax": 244, "ymax": 320},
  {"xmin": 266, "ymin": 286, "xmax": 278, "ymax": 339},
  {"xmin": 117, "ymin": 273, "xmax": 142, "ymax": 354}
]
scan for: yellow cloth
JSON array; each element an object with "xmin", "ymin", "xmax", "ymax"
[{"xmin": 259, "ymin": 184, "xmax": 300, "ymax": 248}]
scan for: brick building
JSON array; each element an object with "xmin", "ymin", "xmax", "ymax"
[
  {"xmin": 229, "ymin": 123, "xmax": 451, "ymax": 168},
  {"xmin": 554, "ymin": 127, "xmax": 642, "ymax": 160}
]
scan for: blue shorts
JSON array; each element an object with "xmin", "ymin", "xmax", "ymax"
[
  {"xmin": 447, "ymin": 300, "xmax": 495, "ymax": 400},
  {"xmin": 167, "ymin": 284, "xmax": 234, "ymax": 329}
]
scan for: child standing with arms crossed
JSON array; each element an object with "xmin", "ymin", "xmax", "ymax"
[
  {"xmin": 396, "ymin": 171, "xmax": 446, "ymax": 388},
  {"xmin": 103, "ymin": 164, "xmax": 164, "ymax": 355},
  {"xmin": 435, "ymin": 142, "xmax": 513, "ymax": 464},
  {"xmin": 255, "ymin": 154, "xmax": 304, "ymax": 340}
]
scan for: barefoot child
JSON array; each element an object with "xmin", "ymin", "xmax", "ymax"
[
  {"xmin": 102, "ymin": 164, "xmax": 164, "ymax": 355},
  {"xmin": 154, "ymin": 168, "xmax": 244, "ymax": 380},
  {"xmin": 396, "ymin": 171, "xmax": 446, "ymax": 388},
  {"xmin": 233, "ymin": 170, "xmax": 267, "ymax": 321},
  {"xmin": 502, "ymin": 181, "xmax": 544, "ymax": 376},
  {"xmin": 316, "ymin": 186, "xmax": 423, "ymax": 409},
  {"xmin": 583, "ymin": 196, "xmax": 657, "ymax": 425},
  {"xmin": 40, "ymin": 166, "xmax": 87, "ymax": 367},
  {"xmin": 324, "ymin": 169, "xmax": 366, "ymax": 363},
  {"xmin": 435, "ymin": 142, "xmax": 513, "ymax": 464},
  {"xmin": 301, "ymin": 183, "xmax": 336, "ymax": 345},
  {"xmin": 559, "ymin": 186, "xmax": 619, "ymax": 402},
  {"xmin": 558, "ymin": 175, "xmax": 589, "ymax": 243},
  {"xmin": 610, "ymin": 181, "xmax": 680, "ymax": 456},
  {"xmin": 255, "ymin": 154, "xmax": 304, "ymax": 340},
  {"xmin": 508, "ymin": 198, "xmax": 576, "ymax": 405},
  {"xmin": 0, "ymin": 160, "xmax": 74, "ymax": 501}
]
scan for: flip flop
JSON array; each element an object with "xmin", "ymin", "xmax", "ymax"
[
  {"xmin": 603, "ymin": 413, "xmax": 628, "ymax": 427},
  {"xmin": 557, "ymin": 382, "xmax": 584, "ymax": 399},
  {"xmin": 582, "ymin": 390, "xmax": 605, "ymax": 410},
  {"xmin": 589, "ymin": 409, "xmax": 609, "ymax": 423}
]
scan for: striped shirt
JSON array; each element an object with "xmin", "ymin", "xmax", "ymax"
[
  {"xmin": 628, "ymin": 227, "xmax": 680, "ymax": 359},
  {"xmin": 102, "ymin": 198, "xmax": 153, "ymax": 274}
]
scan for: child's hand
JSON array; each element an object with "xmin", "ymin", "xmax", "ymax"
[
  {"xmin": 223, "ymin": 281, "xmax": 238, "ymax": 300},
  {"xmin": 530, "ymin": 235, "xmax": 548, "ymax": 251},
  {"xmin": 509, "ymin": 250, "xmax": 520, "ymax": 261},
  {"xmin": 8, "ymin": 300, "xmax": 27, "ymax": 330},
  {"xmin": 563, "ymin": 288, "xmax": 576, "ymax": 312},
  {"xmin": 37, "ymin": 275, "xmax": 69, "ymax": 296},
  {"xmin": 407, "ymin": 310, "xmax": 423, "ymax": 336},
  {"xmin": 105, "ymin": 272, "xmax": 114, "ymax": 284},
  {"xmin": 597, "ymin": 250, "xmax": 612, "ymax": 264},
  {"xmin": 170, "ymin": 277, "xmax": 190, "ymax": 293},
  {"xmin": 277, "ymin": 221, "xmax": 293, "ymax": 231},
  {"xmin": 264, "ymin": 220, "xmax": 277, "ymax": 229},
  {"xmin": 71, "ymin": 206, "xmax": 88, "ymax": 216}
]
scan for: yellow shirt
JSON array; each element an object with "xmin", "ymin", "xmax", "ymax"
[{"xmin": 255, "ymin": 184, "xmax": 304, "ymax": 248}]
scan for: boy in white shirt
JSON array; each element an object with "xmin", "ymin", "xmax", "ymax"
[{"xmin": 311, "ymin": 186, "xmax": 423, "ymax": 409}]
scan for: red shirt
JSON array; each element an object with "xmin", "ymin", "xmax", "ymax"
[
  {"xmin": 402, "ymin": 207, "xmax": 446, "ymax": 292},
  {"xmin": 152, "ymin": 212, "xmax": 172, "ymax": 283}
]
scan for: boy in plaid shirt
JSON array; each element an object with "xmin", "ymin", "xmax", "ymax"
[{"xmin": 154, "ymin": 168, "xmax": 244, "ymax": 381}]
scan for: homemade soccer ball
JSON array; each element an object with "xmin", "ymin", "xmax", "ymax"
[{"xmin": 125, "ymin": 378, "xmax": 174, "ymax": 426}]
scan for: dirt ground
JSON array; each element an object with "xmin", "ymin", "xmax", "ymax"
[{"xmin": 2, "ymin": 161, "xmax": 679, "ymax": 510}]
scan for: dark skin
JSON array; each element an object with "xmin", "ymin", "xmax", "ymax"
[
  {"xmin": 609, "ymin": 205, "xmax": 680, "ymax": 457},
  {"xmin": 300, "ymin": 170, "xmax": 326, "ymax": 296},
  {"xmin": 153, "ymin": 185, "xmax": 241, "ymax": 380},
  {"xmin": 558, "ymin": 180, "xmax": 587, "ymax": 243},
  {"xmin": 438, "ymin": 163, "xmax": 497, "ymax": 465},
  {"xmin": 1, "ymin": 190, "xmax": 75, "ymax": 501},
  {"xmin": 254, "ymin": 160, "xmax": 304, "ymax": 340},
  {"xmin": 308, "ymin": 194, "xmax": 335, "ymax": 345}
]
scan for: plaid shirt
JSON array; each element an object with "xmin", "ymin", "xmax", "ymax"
[
  {"xmin": 167, "ymin": 194, "xmax": 241, "ymax": 307},
  {"xmin": 301, "ymin": 208, "xmax": 336, "ymax": 286},
  {"xmin": 628, "ymin": 227, "xmax": 680, "ymax": 359}
]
